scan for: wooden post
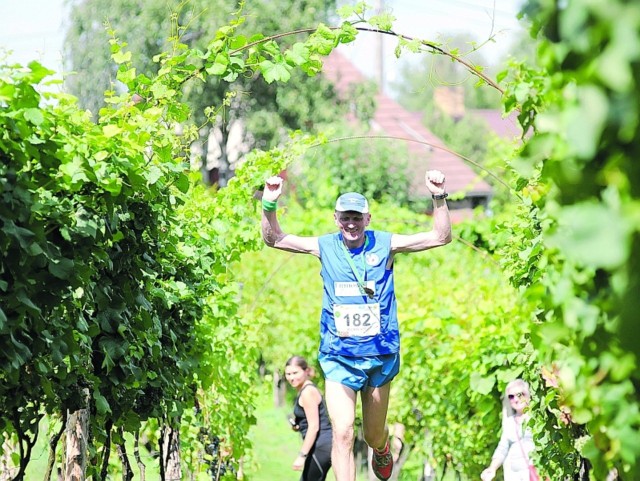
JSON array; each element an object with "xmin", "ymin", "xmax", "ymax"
[{"xmin": 65, "ymin": 393, "xmax": 90, "ymax": 481}]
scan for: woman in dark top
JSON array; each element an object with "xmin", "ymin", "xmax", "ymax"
[{"xmin": 285, "ymin": 356, "xmax": 333, "ymax": 481}]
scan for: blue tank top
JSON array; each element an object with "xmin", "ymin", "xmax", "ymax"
[{"xmin": 317, "ymin": 230, "xmax": 399, "ymax": 356}]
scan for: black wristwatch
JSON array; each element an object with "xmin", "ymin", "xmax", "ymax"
[{"xmin": 432, "ymin": 193, "xmax": 448, "ymax": 200}]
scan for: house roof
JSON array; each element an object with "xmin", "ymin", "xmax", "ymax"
[
  {"xmin": 321, "ymin": 51, "xmax": 493, "ymax": 199},
  {"xmin": 468, "ymin": 109, "xmax": 523, "ymax": 140}
]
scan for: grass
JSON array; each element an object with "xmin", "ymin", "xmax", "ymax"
[
  {"xmin": 247, "ymin": 384, "xmax": 374, "ymax": 481},
  {"xmin": 244, "ymin": 385, "xmax": 303, "ymax": 481}
]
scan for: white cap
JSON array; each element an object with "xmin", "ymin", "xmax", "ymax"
[{"xmin": 335, "ymin": 192, "xmax": 369, "ymax": 213}]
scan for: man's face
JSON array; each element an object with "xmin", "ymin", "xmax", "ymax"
[{"xmin": 334, "ymin": 211, "xmax": 370, "ymax": 244}]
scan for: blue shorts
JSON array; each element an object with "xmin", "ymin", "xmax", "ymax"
[{"xmin": 318, "ymin": 352, "xmax": 400, "ymax": 392}]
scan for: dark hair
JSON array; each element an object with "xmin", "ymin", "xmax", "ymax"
[{"xmin": 285, "ymin": 355, "xmax": 309, "ymax": 370}]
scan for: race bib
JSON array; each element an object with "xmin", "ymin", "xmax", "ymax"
[
  {"xmin": 333, "ymin": 303, "xmax": 380, "ymax": 337},
  {"xmin": 334, "ymin": 281, "xmax": 375, "ymax": 297}
]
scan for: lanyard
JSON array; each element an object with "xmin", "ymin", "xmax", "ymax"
[{"xmin": 339, "ymin": 236, "xmax": 374, "ymax": 299}]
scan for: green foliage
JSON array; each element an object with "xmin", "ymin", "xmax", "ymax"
[
  {"xmin": 0, "ymin": 6, "xmax": 362, "ymax": 477},
  {"xmin": 288, "ymin": 123, "xmax": 412, "ymax": 210},
  {"xmin": 387, "ymin": 214, "xmax": 538, "ymax": 480},
  {"xmin": 0, "ymin": 58, "xmax": 222, "ymax": 477},
  {"xmin": 64, "ymin": 0, "xmax": 352, "ymax": 183},
  {"xmin": 6, "ymin": 1, "xmax": 640, "ymax": 480},
  {"xmin": 497, "ymin": 0, "xmax": 640, "ymax": 478}
]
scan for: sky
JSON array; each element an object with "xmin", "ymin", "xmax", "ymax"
[
  {"xmin": 0, "ymin": 0, "xmax": 67, "ymax": 72},
  {"xmin": 339, "ymin": 0, "xmax": 529, "ymax": 91},
  {"xmin": 0, "ymin": 0, "xmax": 528, "ymax": 90}
]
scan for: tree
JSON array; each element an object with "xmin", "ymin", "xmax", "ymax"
[{"xmin": 64, "ymin": 0, "xmax": 349, "ymax": 185}]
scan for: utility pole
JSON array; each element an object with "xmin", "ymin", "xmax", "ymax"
[{"xmin": 375, "ymin": 0, "xmax": 384, "ymax": 92}]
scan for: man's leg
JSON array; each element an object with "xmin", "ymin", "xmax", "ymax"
[
  {"xmin": 324, "ymin": 380, "xmax": 357, "ymax": 481},
  {"xmin": 362, "ymin": 383, "xmax": 392, "ymax": 480},
  {"xmin": 361, "ymin": 382, "xmax": 390, "ymax": 451}
]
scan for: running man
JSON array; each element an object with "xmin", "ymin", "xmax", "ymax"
[{"xmin": 261, "ymin": 170, "xmax": 452, "ymax": 481}]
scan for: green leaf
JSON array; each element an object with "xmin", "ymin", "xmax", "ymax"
[
  {"xmin": 26, "ymin": 60, "xmax": 55, "ymax": 82},
  {"xmin": 563, "ymin": 86, "xmax": 608, "ymax": 159},
  {"xmin": 229, "ymin": 35, "xmax": 247, "ymax": 50},
  {"xmin": 336, "ymin": 22, "xmax": 358, "ymax": 45},
  {"xmin": 308, "ymin": 24, "xmax": 337, "ymax": 55},
  {"xmin": 368, "ymin": 13, "xmax": 395, "ymax": 31},
  {"xmin": 547, "ymin": 201, "xmax": 631, "ymax": 269},
  {"xmin": 95, "ymin": 150, "xmax": 110, "ymax": 161},
  {"xmin": 597, "ymin": 44, "xmax": 633, "ymax": 92},
  {"xmin": 147, "ymin": 166, "xmax": 163, "ymax": 185},
  {"xmin": 2, "ymin": 221, "xmax": 35, "ymax": 249},
  {"xmin": 76, "ymin": 214, "xmax": 98, "ymax": 238},
  {"xmin": 206, "ymin": 53, "xmax": 229, "ymax": 76},
  {"xmin": 337, "ymin": 5, "xmax": 357, "ymax": 19},
  {"xmin": 285, "ymin": 43, "xmax": 309, "ymax": 67},
  {"xmin": 48, "ymin": 258, "xmax": 74, "ymax": 279},
  {"xmin": 469, "ymin": 372, "xmax": 495, "ymax": 395},
  {"xmin": 16, "ymin": 289, "xmax": 40, "ymax": 312},
  {"xmin": 174, "ymin": 173, "xmax": 190, "ymax": 194},
  {"xmin": 117, "ymin": 67, "xmax": 137, "ymax": 85},
  {"xmin": 496, "ymin": 368, "xmax": 523, "ymax": 384},
  {"xmin": 94, "ymin": 392, "xmax": 111, "ymax": 414},
  {"xmin": 59, "ymin": 156, "xmax": 90, "ymax": 186},
  {"xmin": 112, "ymin": 50, "xmax": 132, "ymax": 64},
  {"xmin": 150, "ymin": 82, "xmax": 176, "ymax": 100},
  {"xmin": 102, "ymin": 125, "xmax": 123, "ymax": 138},
  {"xmin": 259, "ymin": 61, "xmax": 291, "ymax": 84},
  {"xmin": 24, "ymin": 108, "xmax": 44, "ymax": 125},
  {"xmin": 10, "ymin": 334, "xmax": 32, "ymax": 367}
]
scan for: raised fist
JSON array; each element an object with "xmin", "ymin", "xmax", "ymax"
[
  {"xmin": 425, "ymin": 170, "xmax": 446, "ymax": 196},
  {"xmin": 263, "ymin": 176, "xmax": 284, "ymax": 202}
]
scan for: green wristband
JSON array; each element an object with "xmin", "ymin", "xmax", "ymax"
[{"xmin": 262, "ymin": 199, "xmax": 278, "ymax": 212}]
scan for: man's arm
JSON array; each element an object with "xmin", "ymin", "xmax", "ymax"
[
  {"xmin": 261, "ymin": 176, "xmax": 320, "ymax": 257},
  {"xmin": 391, "ymin": 169, "xmax": 452, "ymax": 253}
]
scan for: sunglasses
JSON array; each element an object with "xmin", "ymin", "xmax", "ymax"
[{"xmin": 508, "ymin": 392, "xmax": 525, "ymax": 400}]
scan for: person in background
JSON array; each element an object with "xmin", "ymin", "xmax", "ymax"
[
  {"xmin": 285, "ymin": 356, "xmax": 333, "ymax": 481},
  {"xmin": 262, "ymin": 171, "xmax": 451, "ymax": 481},
  {"xmin": 481, "ymin": 379, "xmax": 538, "ymax": 481}
]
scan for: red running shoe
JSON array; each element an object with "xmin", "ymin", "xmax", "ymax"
[{"xmin": 371, "ymin": 442, "xmax": 393, "ymax": 480}]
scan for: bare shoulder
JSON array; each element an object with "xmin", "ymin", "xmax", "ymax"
[{"xmin": 299, "ymin": 384, "xmax": 322, "ymax": 408}]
